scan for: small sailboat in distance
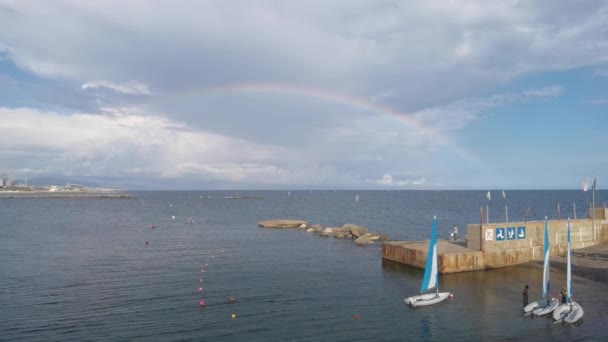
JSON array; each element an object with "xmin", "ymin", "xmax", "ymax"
[
  {"xmin": 553, "ymin": 218, "xmax": 584, "ymax": 323},
  {"xmin": 404, "ymin": 216, "xmax": 451, "ymax": 307},
  {"xmin": 523, "ymin": 216, "xmax": 559, "ymax": 316},
  {"xmin": 582, "ymin": 178, "xmax": 589, "ymax": 192}
]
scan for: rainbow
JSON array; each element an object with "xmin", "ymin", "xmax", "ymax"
[{"xmin": 149, "ymin": 82, "xmax": 483, "ymax": 166}]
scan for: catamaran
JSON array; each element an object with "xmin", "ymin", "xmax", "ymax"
[
  {"xmin": 523, "ymin": 216, "xmax": 559, "ymax": 316},
  {"xmin": 404, "ymin": 216, "xmax": 451, "ymax": 307},
  {"xmin": 552, "ymin": 218, "xmax": 584, "ymax": 323}
]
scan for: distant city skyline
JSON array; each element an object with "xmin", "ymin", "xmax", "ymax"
[{"xmin": 1, "ymin": 1, "xmax": 607, "ymax": 190}]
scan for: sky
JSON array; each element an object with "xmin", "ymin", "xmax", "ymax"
[{"xmin": 0, "ymin": 1, "xmax": 607, "ymax": 190}]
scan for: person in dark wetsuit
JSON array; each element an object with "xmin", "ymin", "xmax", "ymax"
[
  {"xmin": 560, "ymin": 288, "xmax": 568, "ymax": 304},
  {"xmin": 522, "ymin": 285, "xmax": 529, "ymax": 307}
]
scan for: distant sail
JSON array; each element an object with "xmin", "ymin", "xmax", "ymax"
[
  {"xmin": 486, "ymin": 191, "xmax": 491, "ymax": 201},
  {"xmin": 355, "ymin": 194, "xmax": 360, "ymax": 204},
  {"xmin": 582, "ymin": 178, "xmax": 589, "ymax": 192}
]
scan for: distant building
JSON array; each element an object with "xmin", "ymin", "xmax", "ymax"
[
  {"xmin": 7, "ymin": 174, "xmax": 14, "ymax": 188},
  {"xmin": 0, "ymin": 178, "xmax": 4, "ymax": 187}
]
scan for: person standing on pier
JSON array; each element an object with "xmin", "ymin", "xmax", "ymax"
[
  {"xmin": 560, "ymin": 287, "xmax": 567, "ymax": 304},
  {"xmin": 522, "ymin": 285, "xmax": 529, "ymax": 307}
]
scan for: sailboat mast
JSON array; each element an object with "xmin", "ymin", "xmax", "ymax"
[
  {"xmin": 566, "ymin": 218, "xmax": 572, "ymax": 303},
  {"xmin": 542, "ymin": 216, "xmax": 550, "ymax": 298}
]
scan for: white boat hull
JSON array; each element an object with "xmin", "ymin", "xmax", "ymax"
[
  {"xmin": 523, "ymin": 299, "xmax": 545, "ymax": 313},
  {"xmin": 532, "ymin": 298, "xmax": 559, "ymax": 316},
  {"xmin": 553, "ymin": 302, "xmax": 584, "ymax": 323},
  {"xmin": 405, "ymin": 292, "xmax": 450, "ymax": 307}
]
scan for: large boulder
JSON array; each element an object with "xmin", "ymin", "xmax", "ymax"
[
  {"xmin": 334, "ymin": 231, "xmax": 347, "ymax": 239},
  {"xmin": 310, "ymin": 224, "xmax": 324, "ymax": 233},
  {"xmin": 354, "ymin": 233, "xmax": 374, "ymax": 245},
  {"xmin": 321, "ymin": 227, "xmax": 338, "ymax": 236},
  {"xmin": 350, "ymin": 225, "xmax": 369, "ymax": 238}
]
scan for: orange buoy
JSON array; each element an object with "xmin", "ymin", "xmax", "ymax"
[{"xmin": 199, "ymin": 300, "xmax": 206, "ymax": 307}]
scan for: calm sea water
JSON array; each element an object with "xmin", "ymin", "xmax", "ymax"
[{"xmin": 1, "ymin": 190, "xmax": 607, "ymax": 341}]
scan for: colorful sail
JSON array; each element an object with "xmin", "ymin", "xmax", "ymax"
[
  {"xmin": 421, "ymin": 216, "xmax": 438, "ymax": 292},
  {"xmin": 566, "ymin": 218, "xmax": 572, "ymax": 302},
  {"xmin": 542, "ymin": 216, "xmax": 550, "ymax": 298}
]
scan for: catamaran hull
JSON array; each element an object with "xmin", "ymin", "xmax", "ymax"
[
  {"xmin": 553, "ymin": 302, "xmax": 584, "ymax": 323},
  {"xmin": 523, "ymin": 299, "xmax": 545, "ymax": 313},
  {"xmin": 532, "ymin": 298, "xmax": 559, "ymax": 316},
  {"xmin": 405, "ymin": 292, "xmax": 450, "ymax": 307}
]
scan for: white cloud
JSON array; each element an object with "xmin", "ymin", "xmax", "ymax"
[
  {"xmin": 82, "ymin": 80, "xmax": 151, "ymax": 95},
  {"xmin": 0, "ymin": 107, "xmax": 285, "ymax": 182},
  {"xmin": 373, "ymin": 173, "xmax": 427, "ymax": 187},
  {"xmin": 0, "ymin": 1, "xmax": 605, "ymax": 106}
]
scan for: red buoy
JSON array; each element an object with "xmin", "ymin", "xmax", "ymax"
[
  {"xmin": 199, "ymin": 300, "xmax": 206, "ymax": 307},
  {"xmin": 354, "ymin": 314, "xmax": 360, "ymax": 319}
]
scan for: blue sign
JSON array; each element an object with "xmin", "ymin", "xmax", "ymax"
[
  {"xmin": 507, "ymin": 227, "xmax": 516, "ymax": 240},
  {"xmin": 517, "ymin": 226, "xmax": 526, "ymax": 239},
  {"xmin": 496, "ymin": 228, "xmax": 505, "ymax": 241}
]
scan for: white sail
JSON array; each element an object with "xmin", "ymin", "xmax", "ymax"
[
  {"xmin": 582, "ymin": 179, "xmax": 589, "ymax": 192},
  {"xmin": 542, "ymin": 216, "xmax": 550, "ymax": 298},
  {"xmin": 420, "ymin": 216, "xmax": 438, "ymax": 292}
]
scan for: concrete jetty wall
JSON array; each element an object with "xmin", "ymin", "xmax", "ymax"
[
  {"xmin": 382, "ymin": 210, "xmax": 608, "ymax": 274},
  {"xmin": 467, "ymin": 214, "xmax": 608, "ymax": 268}
]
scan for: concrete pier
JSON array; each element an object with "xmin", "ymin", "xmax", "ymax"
[
  {"xmin": 383, "ymin": 210, "xmax": 608, "ymax": 275},
  {"xmin": 382, "ymin": 240, "xmax": 484, "ymax": 274}
]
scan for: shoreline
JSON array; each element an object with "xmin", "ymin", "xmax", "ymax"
[{"xmin": 0, "ymin": 191, "xmax": 134, "ymax": 199}]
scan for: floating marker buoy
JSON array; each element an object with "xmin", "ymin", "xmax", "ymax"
[
  {"xmin": 201, "ymin": 270, "xmax": 205, "ymax": 273},
  {"xmin": 200, "ymin": 279, "xmax": 203, "ymax": 282},
  {"xmin": 172, "ymin": 215, "xmax": 176, "ymax": 220},
  {"xmin": 231, "ymin": 313, "xmax": 236, "ymax": 319},
  {"xmin": 199, "ymin": 287, "xmax": 203, "ymax": 292},
  {"xmin": 145, "ymin": 241, "xmax": 149, "ymax": 245},
  {"xmin": 449, "ymin": 294, "xmax": 454, "ymax": 298},
  {"xmin": 354, "ymin": 315, "xmax": 360, "ymax": 319},
  {"xmin": 228, "ymin": 297, "xmax": 236, "ymax": 303},
  {"xmin": 199, "ymin": 300, "xmax": 206, "ymax": 307}
]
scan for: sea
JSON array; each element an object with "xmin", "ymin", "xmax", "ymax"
[{"xmin": 1, "ymin": 190, "xmax": 607, "ymax": 341}]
